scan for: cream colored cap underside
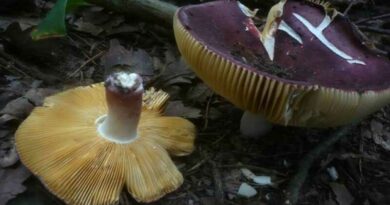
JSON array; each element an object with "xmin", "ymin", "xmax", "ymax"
[{"xmin": 15, "ymin": 83, "xmax": 196, "ymax": 204}]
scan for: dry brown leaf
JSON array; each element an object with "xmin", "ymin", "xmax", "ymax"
[
  {"xmin": 73, "ymin": 19, "xmax": 104, "ymax": 36},
  {"xmin": 24, "ymin": 88, "xmax": 57, "ymax": 106},
  {"xmin": 370, "ymin": 120, "xmax": 390, "ymax": 151},
  {"xmin": 101, "ymin": 39, "xmax": 154, "ymax": 76},
  {"xmin": 164, "ymin": 101, "xmax": 201, "ymax": 119},
  {"xmin": 186, "ymin": 83, "xmax": 213, "ymax": 104},
  {"xmin": 0, "ymin": 164, "xmax": 31, "ymax": 205},
  {"xmin": 0, "ymin": 98, "xmax": 34, "ymax": 120},
  {"xmin": 159, "ymin": 57, "xmax": 195, "ymax": 87},
  {"xmin": 329, "ymin": 183, "xmax": 354, "ymax": 205},
  {"xmin": 0, "ymin": 143, "xmax": 18, "ymax": 168}
]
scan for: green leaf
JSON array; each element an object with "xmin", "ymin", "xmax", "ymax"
[
  {"xmin": 67, "ymin": 0, "xmax": 88, "ymax": 11},
  {"xmin": 31, "ymin": 0, "xmax": 87, "ymax": 40}
]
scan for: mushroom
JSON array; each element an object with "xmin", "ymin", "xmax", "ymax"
[
  {"xmin": 15, "ymin": 72, "xmax": 196, "ymax": 204},
  {"xmin": 173, "ymin": 0, "xmax": 390, "ymax": 136}
]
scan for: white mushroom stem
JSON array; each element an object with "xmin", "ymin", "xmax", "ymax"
[
  {"xmin": 97, "ymin": 72, "xmax": 144, "ymax": 144},
  {"xmin": 240, "ymin": 111, "xmax": 272, "ymax": 138}
]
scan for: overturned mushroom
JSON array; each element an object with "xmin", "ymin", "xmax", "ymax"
[
  {"xmin": 15, "ymin": 72, "xmax": 196, "ymax": 204},
  {"xmin": 174, "ymin": 0, "xmax": 390, "ymax": 136}
]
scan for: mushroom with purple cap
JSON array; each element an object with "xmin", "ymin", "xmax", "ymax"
[
  {"xmin": 173, "ymin": 0, "xmax": 390, "ymax": 137},
  {"xmin": 15, "ymin": 72, "xmax": 196, "ymax": 204}
]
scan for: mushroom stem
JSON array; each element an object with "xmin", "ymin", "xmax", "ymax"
[
  {"xmin": 97, "ymin": 72, "xmax": 144, "ymax": 144},
  {"xmin": 240, "ymin": 111, "xmax": 272, "ymax": 138}
]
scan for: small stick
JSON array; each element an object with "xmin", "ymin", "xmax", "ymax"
[
  {"xmin": 0, "ymin": 50, "xmax": 59, "ymax": 83},
  {"xmin": 67, "ymin": 50, "xmax": 105, "ymax": 78},
  {"xmin": 358, "ymin": 26, "xmax": 390, "ymax": 35},
  {"xmin": 209, "ymin": 160, "xmax": 225, "ymax": 205},
  {"xmin": 285, "ymin": 124, "xmax": 356, "ymax": 205},
  {"xmin": 355, "ymin": 13, "xmax": 390, "ymax": 24},
  {"xmin": 218, "ymin": 164, "xmax": 286, "ymax": 176},
  {"xmin": 343, "ymin": 0, "xmax": 364, "ymax": 16},
  {"xmin": 202, "ymin": 94, "xmax": 213, "ymax": 130},
  {"xmin": 0, "ymin": 57, "xmax": 30, "ymax": 77}
]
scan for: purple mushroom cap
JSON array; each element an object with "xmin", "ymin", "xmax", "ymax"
[{"xmin": 174, "ymin": 0, "xmax": 390, "ymax": 127}]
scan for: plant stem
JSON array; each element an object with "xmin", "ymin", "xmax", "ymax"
[
  {"xmin": 88, "ymin": 0, "xmax": 178, "ymax": 26},
  {"xmin": 97, "ymin": 72, "xmax": 144, "ymax": 143}
]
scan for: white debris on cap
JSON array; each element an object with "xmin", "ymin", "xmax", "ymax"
[
  {"xmin": 292, "ymin": 13, "xmax": 365, "ymax": 65},
  {"xmin": 237, "ymin": 183, "xmax": 257, "ymax": 198},
  {"xmin": 278, "ymin": 20, "xmax": 302, "ymax": 44},
  {"xmin": 113, "ymin": 72, "xmax": 143, "ymax": 90},
  {"xmin": 238, "ymin": 1, "xmax": 258, "ymax": 18}
]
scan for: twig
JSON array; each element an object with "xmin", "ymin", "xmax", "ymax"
[
  {"xmin": 67, "ymin": 51, "xmax": 105, "ymax": 78},
  {"xmin": 355, "ymin": 13, "xmax": 390, "ymax": 24},
  {"xmin": 185, "ymin": 157, "xmax": 209, "ymax": 174},
  {"xmin": 209, "ymin": 160, "xmax": 225, "ymax": 205},
  {"xmin": 147, "ymin": 71, "xmax": 193, "ymax": 88},
  {"xmin": 285, "ymin": 124, "xmax": 357, "ymax": 205},
  {"xmin": 358, "ymin": 26, "xmax": 390, "ymax": 35},
  {"xmin": 0, "ymin": 50, "xmax": 59, "ymax": 83},
  {"xmin": 218, "ymin": 164, "xmax": 286, "ymax": 176},
  {"xmin": 343, "ymin": 0, "xmax": 364, "ymax": 16},
  {"xmin": 202, "ymin": 94, "xmax": 214, "ymax": 130},
  {"xmin": 0, "ymin": 57, "xmax": 30, "ymax": 77}
]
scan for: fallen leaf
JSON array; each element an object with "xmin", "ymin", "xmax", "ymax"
[
  {"xmin": 159, "ymin": 57, "xmax": 195, "ymax": 87},
  {"xmin": 164, "ymin": 101, "xmax": 201, "ymax": 119},
  {"xmin": 199, "ymin": 197, "xmax": 217, "ymax": 205},
  {"xmin": 329, "ymin": 183, "xmax": 354, "ymax": 205},
  {"xmin": 0, "ymin": 143, "xmax": 18, "ymax": 168},
  {"xmin": 6, "ymin": 176, "xmax": 63, "ymax": 205},
  {"xmin": 100, "ymin": 16, "xmax": 126, "ymax": 33},
  {"xmin": 0, "ymin": 164, "xmax": 31, "ymax": 205},
  {"xmin": 24, "ymin": 88, "xmax": 57, "ymax": 106},
  {"xmin": 73, "ymin": 18, "xmax": 104, "ymax": 36},
  {"xmin": 80, "ymin": 6, "xmax": 108, "ymax": 25},
  {"xmin": 106, "ymin": 24, "xmax": 138, "ymax": 36},
  {"xmin": 0, "ymin": 114, "xmax": 19, "ymax": 126},
  {"xmin": 186, "ymin": 83, "xmax": 213, "ymax": 104},
  {"xmin": 370, "ymin": 120, "xmax": 383, "ymax": 135},
  {"xmin": 0, "ymin": 131, "xmax": 9, "ymax": 139},
  {"xmin": 101, "ymin": 39, "xmax": 132, "ymax": 70},
  {"xmin": 0, "ymin": 17, "xmax": 39, "ymax": 32},
  {"xmin": 130, "ymin": 49, "xmax": 154, "ymax": 76},
  {"xmin": 0, "ymin": 98, "xmax": 34, "ymax": 120},
  {"xmin": 207, "ymin": 107, "xmax": 222, "ymax": 120},
  {"xmin": 101, "ymin": 40, "xmax": 154, "ymax": 76},
  {"xmin": 370, "ymin": 119, "xmax": 390, "ymax": 151}
]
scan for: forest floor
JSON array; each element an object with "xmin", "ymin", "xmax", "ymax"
[{"xmin": 0, "ymin": 0, "xmax": 389, "ymax": 205}]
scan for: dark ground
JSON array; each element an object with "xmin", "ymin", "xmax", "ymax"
[{"xmin": 0, "ymin": 0, "xmax": 390, "ymax": 205}]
